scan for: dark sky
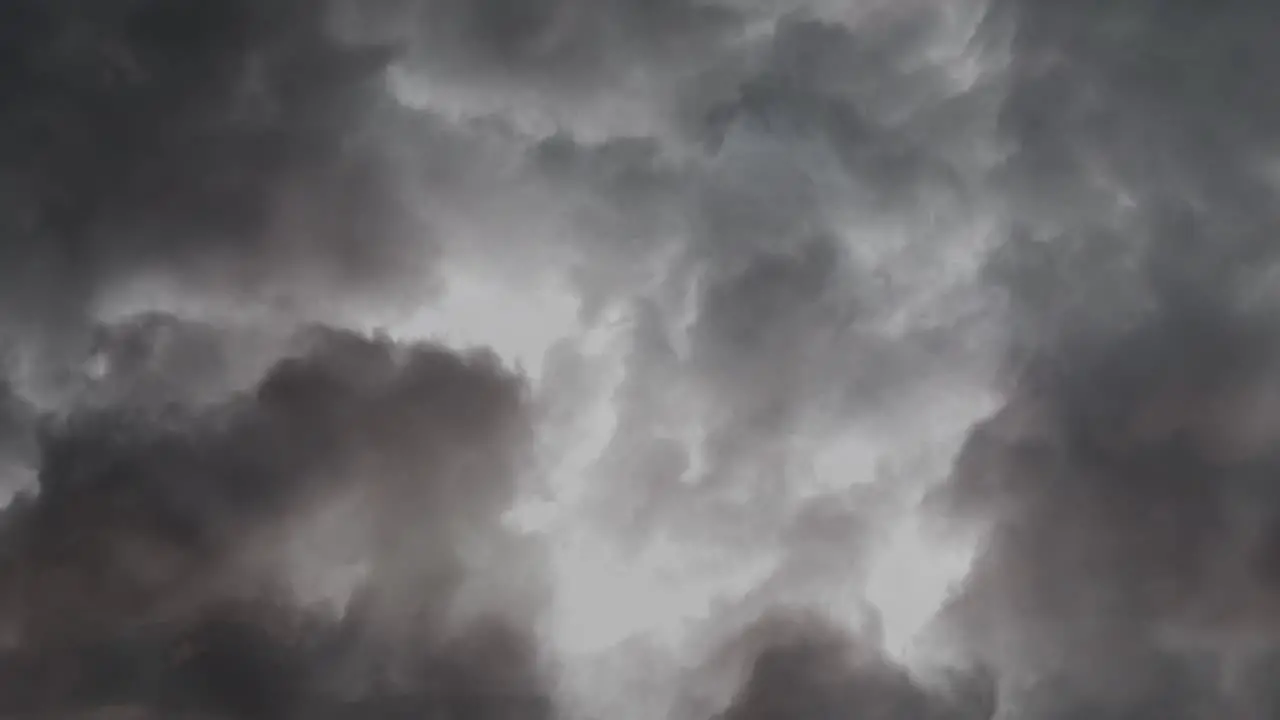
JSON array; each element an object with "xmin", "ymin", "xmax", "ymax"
[{"xmin": 1, "ymin": 0, "xmax": 1278, "ymax": 718}]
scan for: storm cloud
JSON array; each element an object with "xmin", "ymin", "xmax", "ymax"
[
  {"xmin": 0, "ymin": 321, "xmax": 544, "ymax": 717},
  {"xmin": 1, "ymin": 0, "xmax": 1277, "ymax": 718}
]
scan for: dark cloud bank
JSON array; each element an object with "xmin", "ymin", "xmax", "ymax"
[{"xmin": 2, "ymin": 0, "xmax": 1280, "ymax": 718}]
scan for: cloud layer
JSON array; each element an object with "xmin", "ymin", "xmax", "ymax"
[{"xmin": 1, "ymin": 0, "xmax": 1277, "ymax": 718}]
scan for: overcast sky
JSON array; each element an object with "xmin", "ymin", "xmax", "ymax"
[{"xmin": 1, "ymin": 0, "xmax": 1279, "ymax": 718}]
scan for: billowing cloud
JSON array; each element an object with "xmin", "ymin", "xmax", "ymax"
[
  {"xmin": 933, "ymin": 0, "xmax": 1280, "ymax": 717},
  {"xmin": 2, "ymin": 0, "xmax": 1276, "ymax": 717},
  {"xmin": 0, "ymin": 321, "xmax": 545, "ymax": 717},
  {"xmin": 0, "ymin": 0, "xmax": 432, "ymax": 386}
]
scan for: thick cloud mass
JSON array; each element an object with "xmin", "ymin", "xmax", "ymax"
[
  {"xmin": 937, "ymin": 0, "xmax": 1280, "ymax": 717},
  {"xmin": 0, "ymin": 323, "xmax": 543, "ymax": 717},
  {"xmin": 1, "ymin": 0, "xmax": 1277, "ymax": 718},
  {"xmin": 706, "ymin": 612, "xmax": 994, "ymax": 720},
  {"xmin": 0, "ymin": 0, "xmax": 426, "ymax": 377}
]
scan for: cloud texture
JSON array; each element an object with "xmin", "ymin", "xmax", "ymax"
[{"xmin": 0, "ymin": 0, "xmax": 1278, "ymax": 718}]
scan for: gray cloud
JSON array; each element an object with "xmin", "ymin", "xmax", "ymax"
[
  {"xmin": 706, "ymin": 612, "xmax": 994, "ymax": 720},
  {"xmin": 0, "ymin": 320, "xmax": 544, "ymax": 717},
  {"xmin": 4, "ymin": 0, "xmax": 1278, "ymax": 717},
  {"xmin": 0, "ymin": 0, "xmax": 433, "ymax": 380},
  {"xmin": 930, "ymin": 0, "xmax": 1280, "ymax": 717}
]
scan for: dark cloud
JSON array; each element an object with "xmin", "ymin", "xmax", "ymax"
[
  {"xmin": 6, "ymin": 0, "xmax": 1279, "ymax": 716},
  {"xmin": 0, "ymin": 0, "xmax": 432, "ymax": 371},
  {"xmin": 931, "ymin": 1, "xmax": 1280, "ymax": 716},
  {"xmin": 710, "ymin": 613, "xmax": 994, "ymax": 720},
  {"xmin": 986, "ymin": 0, "xmax": 1280, "ymax": 359},
  {"xmin": 938, "ymin": 305, "xmax": 1280, "ymax": 716},
  {"xmin": 0, "ymin": 319, "xmax": 547, "ymax": 717},
  {"xmin": 336, "ymin": 0, "xmax": 741, "ymax": 100},
  {"xmin": 0, "ymin": 0, "xmax": 609, "ymax": 715}
]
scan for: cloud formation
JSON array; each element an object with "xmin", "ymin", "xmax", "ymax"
[
  {"xmin": 936, "ymin": 0, "xmax": 1280, "ymax": 717},
  {"xmin": 0, "ymin": 321, "xmax": 543, "ymax": 718},
  {"xmin": 1, "ymin": 0, "xmax": 1277, "ymax": 718}
]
